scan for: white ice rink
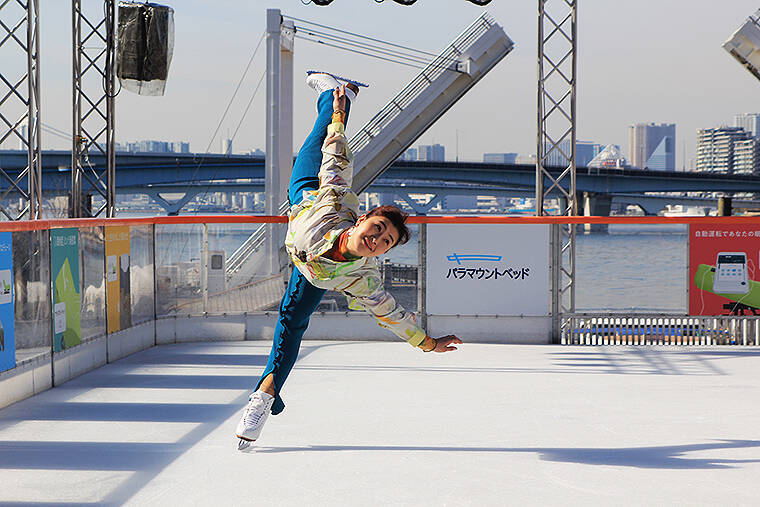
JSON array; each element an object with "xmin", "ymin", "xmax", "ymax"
[{"xmin": 1, "ymin": 341, "xmax": 760, "ymax": 506}]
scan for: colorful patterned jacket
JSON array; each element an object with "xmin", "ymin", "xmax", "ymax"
[{"xmin": 285, "ymin": 120, "xmax": 426, "ymax": 347}]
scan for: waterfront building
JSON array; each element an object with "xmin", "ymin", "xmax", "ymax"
[
  {"xmin": 483, "ymin": 152, "xmax": 517, "ymax": 164},
  {"xmin": 576, "ymin": 140, "xmax": 602, "ymax": 167},
  {"xmin": 121, "ymin": 139, "xmax": 191, "ymax": 153},
  {"xmin": 417, "ymin": 143, "xmax": 445, "ymax": 162},
  {"xmin": 628, "ymin": 123, "xmax": 676, "ymax": 171},
  {"xmin": 733, "ymin": 113, "xmax": 760, "ymax": 138},
  {"xmin": 515, "ymin": 154, "xmax": 537, "ymax": 165},
  {"xmin": 543, "ymin": 138, "xmax": 571, "ymax": 167},
  {"xmin": 222, "ymin": 138, "xmax": 232, "ymax": 155},
  {"xmin": 587, "ymin": 144, "xmax": 626, "ymax": 169},
  {"xmin": 733, "ymin": 137, "xmax": 760, "ymax": 175},
  {"xmin": 542, "ymin": 140, "xmax": 601, "ymax": 167},
  {"xmin": 398, "ymin": 147, "xmax": 417, "ymax": 161},
  {"xmin": 137, "ymin": 140, "xmax": 171, "ymax": 153},
  {"xmin": 171, "ymin": 141, "xmax": 190, "ymax": 154},
  {"xmin": 696, "ymin": 127, "xmax": 752, "ymax": 173}
]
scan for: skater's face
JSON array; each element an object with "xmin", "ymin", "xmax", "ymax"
[{"xmin": 345, "ymin": 215, "xmax": 400, "ymax": 258}]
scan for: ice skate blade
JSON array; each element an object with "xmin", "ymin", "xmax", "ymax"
[{"xmin": 237, "ymin": 437, "xmax": 255, "ymax": 451}]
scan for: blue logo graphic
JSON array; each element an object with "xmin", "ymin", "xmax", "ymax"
[{"xmin": 446, "ymin": 253, "xmax": 502, "ymax": 265}]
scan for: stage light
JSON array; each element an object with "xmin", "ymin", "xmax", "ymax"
[
  {"xmin": 311, "ymin": 0, "xmax": 336, "ymax": 5},
  {"xmin": 466, "ymin": 0, "xmax": 493, "ymax": 4}
]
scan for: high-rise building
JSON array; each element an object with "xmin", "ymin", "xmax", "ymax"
[
  {"xmin": 628, "ymin": 123, "xmax": 676, "ymax": 170},
  {"xmin": 733, "ymin": 137, "xmax": 760, "ymax": 175},
  {"xmin": 588, "ymin": 144, "xmax": 627, "ymax": 169},
  {"xmin": 733, "ymin": 113, "xmax": 760, "ymax": 138},
  {"xmin": 171, "ymin": 141, "xmax": 190, "ymax": 154},
  {"xmin": 483, "ymin": 153, "xmax": 518, "ymax": 164},
  {"xmin": 417, "ymin": 143, "xmax": 445, "ymax": 162},
  {"xmin": 222, "ymin": 138, "xmax": 232, "ymax": 155},
  {"xmin": 544, "ymin": 138, "xmax": 571, "ymax": 167},
  {"xmin": 397, "ymin": 147, "xmax": 417, "ymax": 161},
  {"xmin": 576, "ymin": 141, "xmax": 602, "ymax": 167},
  {"xmin": 137, "ymin": 140, "xmax": 171, "ymax": 153},
  {"xmin": 542, "ymin": 140, "xmax": 601, "ymax": 167},
  {"xmin": 696, "ymin": 127, "xmax": 752, "ymax": 173}
]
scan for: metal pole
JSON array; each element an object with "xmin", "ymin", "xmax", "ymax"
[
  {"xmin": 105, "ymin": 0, "xmax": 116, "ymax": 217},
  {"xmin": 70, "ymin": 0, "xmax": 116, "ymax": 218},
  {"xmin": 202, "ymin": 224, "xmax": 209, "ymax": 312},
  {"xmin": 535, "ymin": 0, "xmax": 545, "ymax": 213},
  {"xmin": 417, "ymin": 220, "xmax": 428, "ymax": 332},
  {"xmin": 265, "ymin": 9, "xmax": 282, "ymax": 275},
  {"xmin": 537, "ymin": 0, "xmax": 578, "ymax": 342},
  {"xmin": 0, "ymin": 0, "xmax": 41, "ymax": 219},
  {"xmin": 27, "ymin": 0, "xmax": 42, "ymax": 219},
  {"xmin": 71, "ymin": 0, "xmax": 82, "ymax": 217}
]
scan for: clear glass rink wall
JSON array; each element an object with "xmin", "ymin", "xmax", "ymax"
[{"xmin": 1, "ymin": 215, "xmax": 759, "ymax": 408}]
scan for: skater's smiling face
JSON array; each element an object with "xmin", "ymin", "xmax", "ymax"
[{"xmin": 345, "ymin": 215, "xmax": 400, "ymax": 258}]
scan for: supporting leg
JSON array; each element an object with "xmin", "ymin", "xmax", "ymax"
[{"xmin": 254, "ymin": 268, "xmax": 326, "ymax": 415}]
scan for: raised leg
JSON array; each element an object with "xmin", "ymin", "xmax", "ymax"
[{"xmin": 288, "ymin": 89, "xmax": 352, "ymax": 206}]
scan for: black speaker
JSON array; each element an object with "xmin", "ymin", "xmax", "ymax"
[{"xmin": 117, "ymin": 3, "xmax": 173, "ymax": 82}]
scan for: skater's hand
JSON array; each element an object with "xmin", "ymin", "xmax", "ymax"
[
  {"xmin": 431, "ymin": 335, "xmax": 462, "ymax": 353},
  {"xmin": 333, "ymin": 85, "xmax": 347, "ymax": 112}
]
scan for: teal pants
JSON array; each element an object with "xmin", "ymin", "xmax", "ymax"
[{"xmin": 255, "ymin": 89, "xmax": 351, "ymax": 415}]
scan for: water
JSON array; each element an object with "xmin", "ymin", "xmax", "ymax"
[
  {"xmin": 575, "ymin": 224, "xmax": 687, "ymax": 313},
  {"xmin": 151, "ymin": 220, "xmax": 689, "ymax": 314},
  {"xmin": 385, "ymin": 224, "xmax": 688, "ymax": 313}
]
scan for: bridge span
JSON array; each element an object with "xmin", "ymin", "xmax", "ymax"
[{"xmin": 1, "ymin": 150, "xmax": 759, "ymax": 214}]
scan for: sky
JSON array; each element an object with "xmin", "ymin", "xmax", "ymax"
[{"xmin": 5, "ymin": 0, "xmax": 760, "ymax": 169}]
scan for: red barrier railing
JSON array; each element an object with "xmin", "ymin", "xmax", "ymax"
[{"xmin": 0, "ymin": 214, "xmax": 759, "ymax": 232}]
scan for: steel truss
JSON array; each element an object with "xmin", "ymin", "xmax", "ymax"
[
  {"xmin": 536, "ymin": 0, "xmax": 577, "ymax": 341},
  {"xmin": 0, "ymin": 0, "xmax": 42, "ymax": 219},
  {"xmin": 71, "ymin": 0, "xmax": 116, "ymax": 217}
]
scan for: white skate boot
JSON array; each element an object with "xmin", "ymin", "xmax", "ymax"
[
  {"xmin": 305, "ymin": 71, "xmax": 363, "ymax": 106},
  {"xmin": 235, "ymin": 391, "xmax": 274, "ymax": 450}
]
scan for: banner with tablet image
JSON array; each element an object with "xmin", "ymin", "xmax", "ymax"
[
  {"xmin": 0, "ymin": 232, "xmax": 15, "ymax": 372},
  {"xmin": 689, "ymin": 224, "xmax": 760, "ymax": 316}
]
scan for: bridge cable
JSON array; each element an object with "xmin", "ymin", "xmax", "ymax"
[
  {"xmin": 294, "ymin": 26, "xmax": 448, "ymax": 66},
  {"xmin": 283, "ymin": 15, "xmax": 451, "ymax": 61},
  {"xmin": 189, "ymin": 68, "xmax": 267, "ymax": 215},
  {"xmin": 294, "ymin": 34, "xmax": 457, "ymax": 73},
  {"xmin": 159, "ymin": 30, "xmax": 265, "ymax": 264}
]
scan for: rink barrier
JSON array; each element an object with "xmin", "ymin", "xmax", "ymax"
[{"xmin": 1, "ymin": 214, "xmax": 760, "ymax": 409}]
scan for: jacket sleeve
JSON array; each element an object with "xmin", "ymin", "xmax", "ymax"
[
  {"xmin": 318, "ymin": 121, "xmax": 353, "ymax": 189},
  {"xmin": 348, "ymin": 287, "xmax": 427, "ymax": 347}
]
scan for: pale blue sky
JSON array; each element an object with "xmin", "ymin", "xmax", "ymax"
[{"xmin": 12, "ymin": 1, "xmax": 760, "ymax": 168}]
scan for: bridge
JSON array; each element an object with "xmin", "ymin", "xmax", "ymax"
[{"xmin": 1, "ymin": 150, "xmax": 759, "ymax": 215}]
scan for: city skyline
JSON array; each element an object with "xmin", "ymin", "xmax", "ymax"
[{"xmin": 3, "ymin": 1, "xmax": 759, "ymax": 170}]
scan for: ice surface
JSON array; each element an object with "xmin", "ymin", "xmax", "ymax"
[{"xmin": 1, "ymin": 341, "xmax": 759, "ymax": 505}]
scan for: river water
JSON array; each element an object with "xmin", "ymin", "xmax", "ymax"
[
  {"xmin": 152, "ymin": 221, "xmax": 689, "ymax": 314},
  {"xmin": 383, "ymin": 223, "xmax": 689, "ymax": 313}
]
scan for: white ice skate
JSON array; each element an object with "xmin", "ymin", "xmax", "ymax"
[
  {"xmin": 235, "ymin": 391, "xmax": 274, "ymax": 450},
  {"xmin": 305, "ymin": 70, "xmax": 364, "ymax": 107}
]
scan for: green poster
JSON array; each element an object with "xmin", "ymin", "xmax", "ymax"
[{"xmin": 51, "ymin": 228, "xmax": 81, "ymax": 351}]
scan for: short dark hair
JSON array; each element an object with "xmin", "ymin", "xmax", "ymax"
[{"xmin": 366, "ymin": 205, "xmax": 410, "ymax": 247}]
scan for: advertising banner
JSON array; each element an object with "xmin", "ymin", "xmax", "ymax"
[
  {"xmin": 426, "ymin": 224, "xmax": 550, "ymax": 316},
  {"xmin": 689, "ymin": 224, "xmax": 760, "ymax": 315},
  {"xmin": 51, "ymin": 228, "xmax": 82, "ymax": 351},
  {"xmin": 105, "ymin": 226, "xmax": 131, "ymax": 333},
  {"xmin": 0, "ymin": 232, "xmax": 14, "ymax": 372}
]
